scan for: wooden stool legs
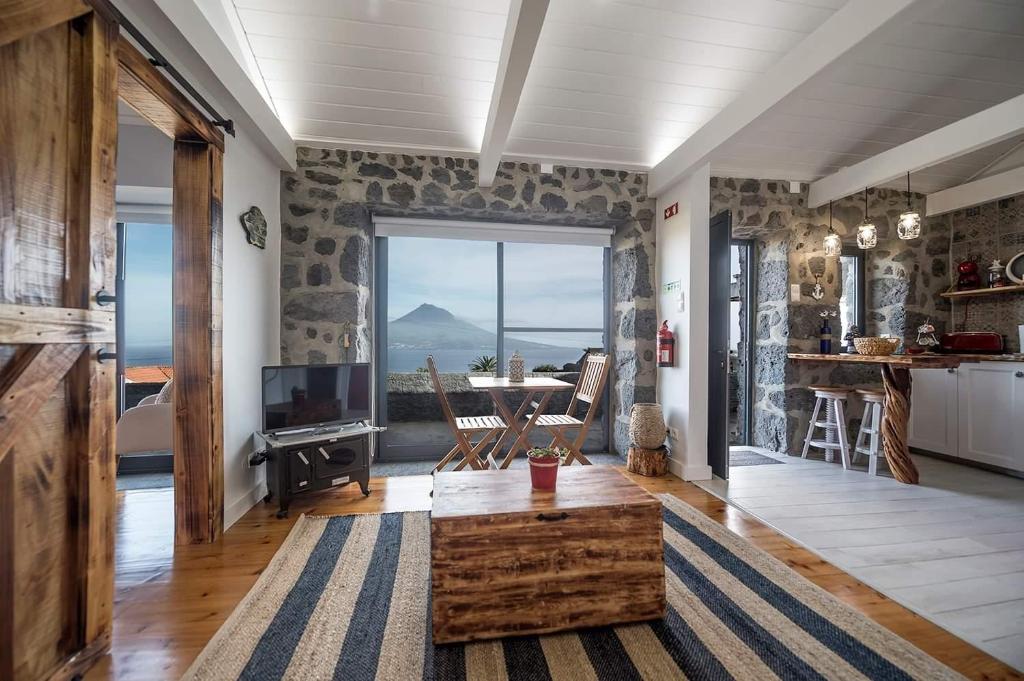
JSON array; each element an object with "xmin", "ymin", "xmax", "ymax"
[{"xmin": 854, "ymin": 392, "xmax": 886, "ymax": 476}]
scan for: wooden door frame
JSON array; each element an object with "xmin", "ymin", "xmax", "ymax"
[{"xmin": 116, "ymin": 35, "xmax": 225, "ymax": 544}]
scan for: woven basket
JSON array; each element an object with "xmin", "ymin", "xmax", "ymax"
[
  {"xmin": 629, "ymin": 403, "xmax": 666, "ymax": 449},
  {"xmin": 853, "ymin": 336, "xmax": 900, "ymax": 356}
]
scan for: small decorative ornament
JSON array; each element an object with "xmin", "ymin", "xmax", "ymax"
[
  {"xmin": 240, "ymin": 206, "xmax": 267, "ymax": 249},
  {"xmin": 507, "ymin": 350, "xmax": 525, "ymax": 382},
  {"xmin": 916, "ymin": 319, "xmax": 938, "ymax": 350},
  {"xmin": 956, "ymin": 257, "xmax": 982, "ymax": 290},
  {"xmin": 987, "ymin": 259, "xmax": 1008, "ymax": 288},
  {"xmin": 842, "ymin": 324, "xmax": 861, "ymax": 354},
  {"xmin": 811, "ymin": 273, "xmax": 825, "ymax": 300}
]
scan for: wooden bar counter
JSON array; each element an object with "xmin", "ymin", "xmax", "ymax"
[{"xmin": 788, "ymin": 353, "xmax": 963, "ymax": 484}]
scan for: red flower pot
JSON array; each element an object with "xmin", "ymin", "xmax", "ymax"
[{"xmin": 528, "ymin": 456, "xmax": 560, "ymax": 490}]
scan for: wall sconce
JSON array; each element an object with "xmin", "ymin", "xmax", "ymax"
[
  {"xmin": 898, "ymin": 171, "xmax": 921, "ymax": 240},
  {"xmin": 823, "ymin": 200, "xmax": 841, "ymax": 257},
  {"xmin": 857, "ymin": 188, "xmax": 877, "ymax": 249}
]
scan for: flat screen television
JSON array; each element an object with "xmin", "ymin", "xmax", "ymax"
[{"xmin": 261, "ymin": 363, "xmax": 371, "ymax": 434}]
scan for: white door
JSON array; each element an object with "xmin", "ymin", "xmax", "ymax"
[
  {"xmin": 909, "ymin": 367, "xmax": 959, "ymax": 456},
  {"xmin": 957, "ymin": 362, "xmax": 1024, "ymax": 471}
]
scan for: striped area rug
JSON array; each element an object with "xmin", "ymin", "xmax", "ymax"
[{"xmin": 183, "ymin": 495, "xmax": 964, "ymax": 680}]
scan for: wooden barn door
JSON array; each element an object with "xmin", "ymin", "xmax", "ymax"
[{"xmin": 0, "ymin": 3, "xmax": 119, "ymax": 680}]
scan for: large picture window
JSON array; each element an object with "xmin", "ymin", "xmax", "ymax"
[{"xmin": 374, "ymin": 220, "xmax": 611, "ymax": 461}]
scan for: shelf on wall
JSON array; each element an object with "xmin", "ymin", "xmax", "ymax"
[{"xmin": 940, "ymin": 284, "xmax": 1024, "ymax": 299}]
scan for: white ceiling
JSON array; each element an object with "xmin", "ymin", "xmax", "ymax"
[
  {"xmin": 226, "ymin": 0, "xmax": 1024, "ymax": 192},
  {"xmin": 713, "ymin": 0, "xmax": 1024, "ymax": 192}
]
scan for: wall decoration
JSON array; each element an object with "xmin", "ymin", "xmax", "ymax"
[
  {"xmin": 811, "ymin": 273, "xmax": 825, "ymax": 300},
  {"xmin": 240, "ymin": 206, "xmax": 268, "ymax": 249}
]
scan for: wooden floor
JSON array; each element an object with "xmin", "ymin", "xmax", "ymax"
[
  {"xmin": 85, "ymin": 469, "xmax": 1022, "ymax": 681},
  {"xmin": 700, "ymin": 449, "xmax": 1024, "ymax": 671}
]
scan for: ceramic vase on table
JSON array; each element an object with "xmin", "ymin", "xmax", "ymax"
[
  {"xmin": 508, "ymin": 350, "xmax": 525, "ymax": 382},
  {"xmin": 629, "ymin": 403, "xmax": 666, "ymax": 449}
]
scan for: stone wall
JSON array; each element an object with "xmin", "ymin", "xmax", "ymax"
[
  {"xmin": 947, "ymin": 194, "xmax": 1024, "ymax": 352},
  {"xmin": 711, "ymin": 178, "xmax": 952, "ymax": 454},
  {"xmin": 280, "ymin": 147, "xmax": 656, "ymax": 455}
]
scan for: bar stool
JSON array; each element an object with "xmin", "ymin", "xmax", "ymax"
[
  {"xmin": 801, "ymin": 385, "xmax": 852, "ymax": 469},
  {"xmin": 853, "ymin": 389, "xmax": 886, "ymax": 476}
]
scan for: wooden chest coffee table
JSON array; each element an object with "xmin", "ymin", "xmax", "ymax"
[{"xmin": 430, "ymin": 466, "xmax": 665, "ymax": 644}]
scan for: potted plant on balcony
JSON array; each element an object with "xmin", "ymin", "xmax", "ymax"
[{"xmin": 527, "ymin": 447, "xmax": 567, "ymax": 490}]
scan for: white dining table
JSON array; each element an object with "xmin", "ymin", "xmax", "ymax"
[{"xmin": 467, "ymin": 376, "xmax": 575, "ymax": 468}]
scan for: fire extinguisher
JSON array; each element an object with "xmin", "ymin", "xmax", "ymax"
[{"xmin": 657, "ymin": 321, "xmax": 675, "ymax": 367}]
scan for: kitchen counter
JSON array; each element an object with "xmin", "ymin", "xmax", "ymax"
[
  {"xmin": 788, "ymin": 353, "xmax": 1024, "ymax": 363},
  {"xmin": 788, "ymin": 353, "xmax": 966, "ymax": 483}
]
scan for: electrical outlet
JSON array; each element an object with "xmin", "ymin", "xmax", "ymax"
[
  {"xmin": 790, "ymin": 284, "xmax": 801, "ymax": 302},
  {"xmin": 667, "ymin": 427, "xmax": 680, "ymax": 441}
]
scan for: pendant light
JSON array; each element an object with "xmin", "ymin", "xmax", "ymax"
[
  {"xmin": 823, "ymin": 200, "xmax": 841, "ymax": 257},
  {"xmin": 898, "ymin": 171, "xmax": 921, "ymax": 240},
  {"xmin": 857, "ymin": 188, "xmax": 877, "ymax": 250}
]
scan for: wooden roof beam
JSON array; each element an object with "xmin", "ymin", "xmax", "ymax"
[
  {"xmin": 648, "ymin": 0, "xmax": 936, "ymax": 197},
  {"xmin": 477, "ymin": 0, "xmax": 549, "ymax": 188},
  {"xmin": 809, "ymin": 93, "xmax": 1024, "ymax": 208}
]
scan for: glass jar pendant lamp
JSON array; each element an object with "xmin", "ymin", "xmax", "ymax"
[
  {"xmin": 898, "ymin": 171, "xmax": 921, "ymax": 240},
  {"xmin": 823, "ymin": 200, "xmax": 841, "ymax": 257},
  {"xmin": 857, "ymin": 188, "xmax": 877, "ymax": 249}
]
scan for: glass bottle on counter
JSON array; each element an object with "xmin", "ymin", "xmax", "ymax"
[{"xmin": 819, "ymin": 310, "xmax": 837, "ymax": 354}]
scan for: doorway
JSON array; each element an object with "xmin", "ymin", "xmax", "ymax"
[
  {"xmin": 708, "ymin": 211, "xmax": 732, "ymax": 479},
  {"xmin": 730, "ymin": 239, "xmax": 756, "ymax": 447},
  {"xmin": 114, "ymin": 105, "xmax": 175, "ymax": 490}
]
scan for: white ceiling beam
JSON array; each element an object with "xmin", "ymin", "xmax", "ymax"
[
  {"xmin": 648, "ymin": 0, "xmax": 935, "ymax": 198},
  {"xmin": 925, "ymin": 166, "xmax": 1024, "ymax": 217},
  {"xmin": 477, "ymin": 0, "xmax": 549, "ymax": 188},
  {"xmin": 809, "ymin": 93, "xmax": 1024, "ymax": 207}
]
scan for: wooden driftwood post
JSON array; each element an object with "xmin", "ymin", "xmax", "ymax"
[{"xmin": 627, "ymin": 446, "xmax": 668, "ymax": 477}]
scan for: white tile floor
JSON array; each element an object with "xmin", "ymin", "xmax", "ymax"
[{"xmin": 697, "ymin": 448, "xmax": 1024, "ymax": 671}]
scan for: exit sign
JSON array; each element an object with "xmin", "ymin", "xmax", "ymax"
[{"xmin": 663, "ymin": 202, "xmax": 679, "ymax": 220}]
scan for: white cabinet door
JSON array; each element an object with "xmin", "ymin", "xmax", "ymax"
[
  {"xmin": 957, "ymin": 362, "xmax": 1024, "ymax": 471},
  {"xmin": 909, "ymin": 367, "xmax": 959, "ymax": 456}
]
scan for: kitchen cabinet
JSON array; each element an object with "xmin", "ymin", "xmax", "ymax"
[
  {"xmin": 910, "ymin": 361, "xmax": 1024, "ymax": 473},
  {"xmin": 957, "ymin": 363, "xmax": 1024, "ymax": 471},
  {"xmin": 908, "ymin": 367, "xmax": 959, "ymax": 456}
]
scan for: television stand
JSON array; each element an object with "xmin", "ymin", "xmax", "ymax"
[{"xmin": 254, "ymin": 422, "xmax": 383, "ymax": 518}]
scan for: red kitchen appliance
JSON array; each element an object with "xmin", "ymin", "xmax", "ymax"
[{"xmin": 938, "ymin": 332, "xmax": 1004, "ymax": 354}]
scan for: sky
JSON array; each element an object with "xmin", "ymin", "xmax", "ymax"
[
  {"xmin": 124, "ymin": 223, "xmax": 173, "ymax": 349},
  {"xmin": 387, "ymin": 237, "xmax": 605, "ymax": 348}
]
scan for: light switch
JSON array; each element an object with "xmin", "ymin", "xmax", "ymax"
[
  {"xmin": 790, "ymin": 284, "xmax": 801, "ymax": 302},
  {"xmin": 676, "ymin": 292, "xmax": 685, "ymax": 312}
]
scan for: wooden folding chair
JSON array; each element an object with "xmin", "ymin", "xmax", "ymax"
[
  {"xmin": 427, "ymin": 356, "xmax": 507, "ymax": 472},
  {"xmin": 533, "ymin": 353, "xmax": 611, "ymax": 466}
]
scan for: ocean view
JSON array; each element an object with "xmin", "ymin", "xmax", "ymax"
[
  {"xmin": 125, "ymin": 344, "xmax": 172, "ymax": 367},
  {"xmin": 387, "ymin": 346, "xmax": 588, "ymax": 373}
]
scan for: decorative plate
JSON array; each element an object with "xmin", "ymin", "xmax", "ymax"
[
  {"xmin": 240, "ymin": 206, "xmax": 267, "ymax": 249},
  {"xmin": 1007, "ymin": 250, "xmax": 1024, "ymax": 284}
]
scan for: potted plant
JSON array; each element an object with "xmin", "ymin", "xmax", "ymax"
[{"xmin": 527, "ymin": 447, "xmax": 567, "ymax": 490}]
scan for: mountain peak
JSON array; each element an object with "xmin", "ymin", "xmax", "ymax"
[{"xmin": 394, "ymin": 303, "xmax": 458, "ymax": 324}]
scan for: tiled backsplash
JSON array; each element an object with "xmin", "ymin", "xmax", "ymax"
[{"xmin": 947, "ymin": 196, "xmax": 1024, "ymax": 352}]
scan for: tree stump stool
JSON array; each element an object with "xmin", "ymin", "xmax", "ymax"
[{"xmin": 627, "ymin": 446, "xmax": 667, "ymax": 477}]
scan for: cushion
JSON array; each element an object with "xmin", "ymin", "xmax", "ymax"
[{"xmin": 154, "ymin": 379, "xmax": 174, "ymax": 404}]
